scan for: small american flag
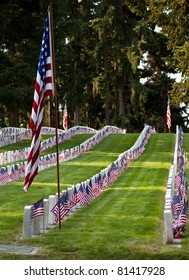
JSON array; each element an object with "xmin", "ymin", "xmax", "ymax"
[
  {"xmin": 102, "ymin": 172, "xmax": 108, "ymax": 188},
  {"xmin": 172, "ymin": 195, "xmax": 183, "ymax": 214},
  {"xmin": 93, "ymin": 176, "xmax": 101, "ymax": 197},
  {"xmin": 77, "ymin": 184, "xmax": 86, "ymax": 205},
  {"xmin": 10, "ymin": 165, "xmax": 20, "ymax": 181},
  {"xmin": 178, "ymin": 200, "xmax": 188, "ymax": 226},
  {"xmin": 174, "ymin": 171, "xmax": 182, "ymax": 187},
  {"xmin": 110, "ymin": 163, "xmax": 119, "ymax": 181},
  {"xmin": 63, "ymin": 102, "xmax": 68, "ymax": 131},
  {"xmin": 166, "ymin": 97, "xmax": 171, "ymax": 130},
  {"xmin": 0, "ymin": 167, "xmax": 10, "ymax": 185},
  {"xmin": 23, "ymin": 10, "xmax": 53, "ymax": 192},
  {"xmin": 51, "ymin": 195, "xmax": 70, "ymax": 223},
  {"xmin": 70, "ymin": 186, "xmax": 77, "ymax": 208},
  {"xmin": 32, "ymin": 198, "xmax": 44, "ymax": 218},
  {"xmin": 85, "ymin": 184, "xmax": 93, "ymax": 205}
]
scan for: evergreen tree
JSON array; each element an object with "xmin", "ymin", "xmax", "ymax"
[
  {"xmin": 0, "ymin": 0, "xmax": 49, "ymax": 126},
  {"xmin": 0, "ymin": 0, "xmax": 187, "ymax": 131},
  {"xmin": 148, "ymin": 0, "xmax": 189, "ymax": 107}
]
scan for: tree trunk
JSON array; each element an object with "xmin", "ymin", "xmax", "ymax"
[
  {"xmin": 103, "ymin": 29, "xmax": 110, "ymax": 125},
  {"xmin": 74, "ymin": 105, "xmax": 80, "ymax": 125},
  {"xmin": 105, "ymin": 81, "xmax": 110, "ymax": 125},
  {"xmin": 8, "ymin": 110, "xmax": 19, "ymax": 127},
  {"xmin": 118, "ymin": 77, "xmax": 125, "ymax": 116}
]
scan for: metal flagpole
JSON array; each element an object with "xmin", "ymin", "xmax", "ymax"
[{"xmin": 48, "ymin": 2, "xmax": 61, "ymax": 230}]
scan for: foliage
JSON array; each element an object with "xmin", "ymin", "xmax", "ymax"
[
  {"xmin": 147, "ymin": 0, "xmax": 189, "ymax": 106},
  {"xmin": 0, "ymin": 0, "xmax": 188, "ymax": 131}
]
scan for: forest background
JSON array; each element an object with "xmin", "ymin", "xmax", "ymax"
[{"xmin": 0, "ymin": 0, "xmax": 189, "ymax": 132}]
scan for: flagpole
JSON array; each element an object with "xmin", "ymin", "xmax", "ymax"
[{"xmin": 49, "ymin": 3, "xmax": 61, "ymax": 230}]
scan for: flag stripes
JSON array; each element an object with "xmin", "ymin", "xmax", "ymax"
[
  {"xmin": 51, "ymin": 195, "xmax": 70, "ymax": 223},
  {"xmin": 166, "ymin": 97, "xmax": 171, "ymax": 130},
  {"xmin": 23, "ymin": 12, "xmax": 53, "ymax": 192},
  {"xmin": 63, "ymin": 102, "xmax": 68, "ymax": 131},
  {"xmin": 32, "ymin": 198, "xmax": 44, "ymax": 218}
]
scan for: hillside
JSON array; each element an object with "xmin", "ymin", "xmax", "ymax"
[{"xmin": 0, "ymin": 132, "xmax": 189, "ymax": 259}]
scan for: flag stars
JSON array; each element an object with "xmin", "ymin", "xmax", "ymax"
[{"xmin": 23, "ymin": 14, "xmax": 53, "ymax": 192}]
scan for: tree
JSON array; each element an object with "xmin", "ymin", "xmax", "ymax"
[
  {"xmin": 0, "ymin": 0, "xmax": 48, "ymax": 126},
  {"xmin": 0, "ymin": 0, "xmax": 187, "ymax": 131},
  {"xmin": 148, "ymin": 0, "xmax": 189, "ymax": 107}
]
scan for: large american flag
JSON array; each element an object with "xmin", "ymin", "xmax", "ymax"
[
  {"xmin": 166, "ymin": 97, "xmax": 171, "ymax": 130},
  {"xmin": 23, "ymin": 10, "xmax": 53, "ymax": 192}
]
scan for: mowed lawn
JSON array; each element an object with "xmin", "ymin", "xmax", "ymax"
[{"xmin": 0, "ymin": 132, "xmax": 189, "ymax": 259}]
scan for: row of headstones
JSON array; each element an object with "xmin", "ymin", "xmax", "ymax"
[
  {"xmin": 40, "ymin": 125, "xmax": 97, "ymax": 153},
  {"xmin": 0, "ymin": 126, "xmax": 97, "ymax": 165},
  {"xmin": 164, "ymin": 126, "xmax": 179, "ymax": 244},
  {"xmin": 0, "ymin": 126, "xmax": 57, "ymax": 148},
  {"xmin": 22, "ymin": 124, "xmax": 154, "ymax": 238},
  {"xmin": 0, "ymin": 126, "xmax": 58, "ymax": 137},
  {"xmin": 0, "ymin": 128, "xmax": 31, "ymax": 148},
  {"xmin": 23, "ymin": 177, "xmax": 101, "ymax": 238},
  {"xmin": 0, "ymin": 126, "xmax": 123, "ymax": 185}
]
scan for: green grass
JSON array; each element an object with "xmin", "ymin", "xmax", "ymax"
[
  {"xmin": 0, "ymin": 132, "xmax": 189, "ymax": 259},
  {"xmin": 0, "ymin": 134, "xmax": 93, "ymax": 154},
  {"xmin": 0, "ymin": 135, "xmax": 54, "ymax": 152},
  {"xmin": 0, "ymin": 134, "xmax": 93, "ymax": 167}
]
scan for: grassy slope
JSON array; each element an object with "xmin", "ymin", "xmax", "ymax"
[
  {"xmin": 0, "ymin": 134, "xmax": 138, "ymax": 243},
  {"xmin": 0, "ymin": 134, "xmax": 94, "ymax": 168},
  {"xmin": 1, "ymin": 132, "xmax": 189, "ymax": 260}
]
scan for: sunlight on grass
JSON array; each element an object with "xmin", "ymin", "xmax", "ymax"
[
  {"xmin": 131, "ymin": 161, "xmax": 170, "ymax": 168},
  {"xmin": 106, "ymin": 185, "xmax": 165, "ymax": 191},
  {"xmin": 65, "ymin": 160, "xmax": 109, "ymax": 167},
  {"xmin": 2, "ymin": 132, "xmax": 189, "ymax": 260},
  {"xmin": 0, "ymin": 212, "xmax": 23, "ymax": 218}
]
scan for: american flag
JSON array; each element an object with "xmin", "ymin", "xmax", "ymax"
[
  {"xmin": 63, "ymin": 102, "xmax": 68, "ymax": 131},
  {"xmin": 172, "ymin": 195, "xmax": 183, "ymax": 214},
  {"xmin": 166, "ymin": 97, "xmax": 171, "ymax": 130},
  {"xmin": 23, "ymin": 10, "xmax": 53, "ymax": 192},
  {"xmin": 10, "ymin": 165, "xmax": 20, "ymax": 181},
  {"xmin": 70, "ymin": 186, "xmax": 77, "ymax": 208},
  {"xmin": 77, "ymin": 184, "xmax": 86, "ymax": 206},
  {"xmin": 32, "ymin": 198, "xmax": 44, "ymax": 218},
  {"xmin": 102, "ymin": 172, "xmax": 108, "ymax": 188},
  {"xmin": 174, "ymin": 171, "xmax": 182, "ymax": 187},
  {"xmin": 0, "ymin": 167, "xmax": 10, "ymax": 185},
  {"xmin": 85, "ymin": 184, "xmax": 93, "ymax": 205},
  {"xmin": 93, "ymin": 176, "xmax": 101, "ymax": 197},
  {"xmin": 110, "ymin": 163, "xmax": 119, "ymax": 181},
  {"xmin": 178, "ymin": 201, "xmax": 188, "ymax": 227},
  {"xmin": 51, "ymin": 195, "xmax": 70, "ymax": 223},
  {"xmin": 65, "ymin": 190, "xmax": 71, "ymax": 211}
]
